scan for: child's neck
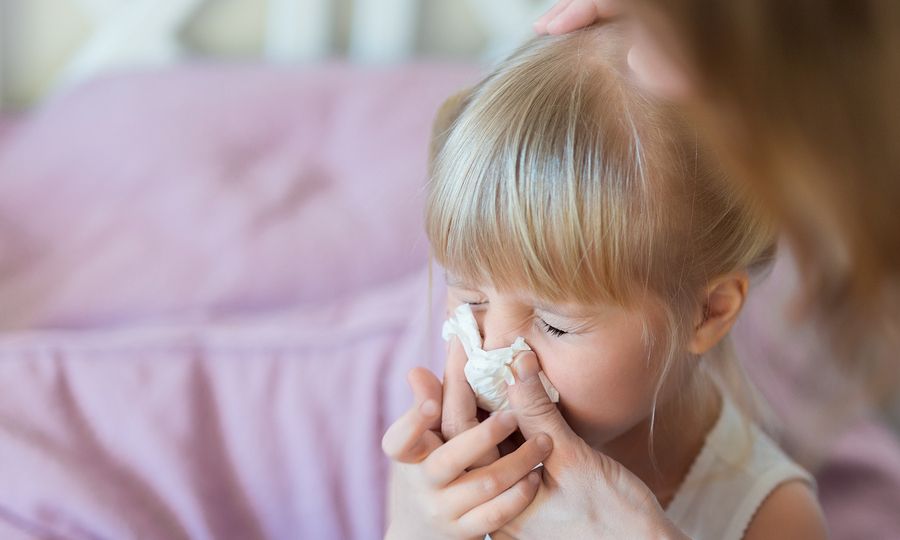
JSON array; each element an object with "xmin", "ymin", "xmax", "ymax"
[{"xmin": 597, "ymin": 380, "xmax": 722, "ymax": 509}]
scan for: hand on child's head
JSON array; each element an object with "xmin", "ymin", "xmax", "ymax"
[
  {"xmin": 534, "ymin": 0, "xmax": 691, "ymax": 99},
  {"xmin": 534, "ymin": 0, "xmax": 620, "ymax": 35}
]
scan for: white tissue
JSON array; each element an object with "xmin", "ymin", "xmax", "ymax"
[{"xmin": 442, "ymin": 303, "xmax": 560, "ymax": 412}]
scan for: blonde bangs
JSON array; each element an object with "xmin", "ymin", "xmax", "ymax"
[{"xmin": 426, "ymin": 32, "xmax": 662, "ymax": 307}]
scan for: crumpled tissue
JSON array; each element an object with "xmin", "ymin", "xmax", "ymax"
[{"xmin": 442, "ymin": 303, "xmax": 560, "ymax": 412}]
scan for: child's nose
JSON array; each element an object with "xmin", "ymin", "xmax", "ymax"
[{"xmin": 479, "ymin": 310, "xmax": 525, "ymax": 351}]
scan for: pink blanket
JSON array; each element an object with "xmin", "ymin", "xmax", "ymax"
[
  {"xmin": 0, "ymin": 269, "xmax": 443, "ymax": 539},
  {"xmin": 0, "ymin": 64, "xmax": 897, "ymax": 539}
]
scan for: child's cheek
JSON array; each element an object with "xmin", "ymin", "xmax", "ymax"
[
  {"xmin": 531, "ymin": 338, "xmax": 596, "ymax": 390},
  {"xmin": 538, "ymin": 346, "xmax": 651, "ymax": 438},
  {"xmin": 534, "ymin": 350, "xmax": 584, "ymax": 407}
]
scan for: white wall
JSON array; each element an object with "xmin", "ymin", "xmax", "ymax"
[{"xmin": 0, "ymin": 0, "xmax": 552, "ymax": 109}]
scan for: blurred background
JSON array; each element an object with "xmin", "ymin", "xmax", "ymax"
[
  {"xmin": 0, "ymin": 0, "xmax": 554, "ymax": 110},
  {"xmin": 0, "ymin": 1, "xmax": 898, "ymax": 538}
]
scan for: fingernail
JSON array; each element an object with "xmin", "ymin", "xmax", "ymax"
[
  {"xmin": 419, "ymin": 399, "xmax": 439, "ymax": 416},
  {"xmin": 536, "ymin": 433, "xmax": 552, "ymax": 453},
  {"xmin": 528, "ymin": 470, "xmax": 541, "ymax": 485},
  {"xmin": 515, "ymin": 352, "xmax": 541, "ymax": 383}
]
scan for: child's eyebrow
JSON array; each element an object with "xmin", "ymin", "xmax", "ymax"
[
  {"xmin": 444, "ymin": 273, "xmax": 471, "ymax": 288},
  {"xmin": 533, "ymin": 304, "xmax": 574, "ymax": 318},
  {"xmin": 532, "ymin": 299, "xmax": 597, "ymax": 320},
  {"xmin": 444, "ymin": 272, "xmax": 478, "ymax": 291}
]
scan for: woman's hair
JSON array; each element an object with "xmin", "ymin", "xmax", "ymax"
[
  {"xmin": 426, "ymin": 25, "xmax": 777, "ymax": 431},
  {"xmin": 632, "ymin": 0, "xmax": 900, "ymax": 397}
]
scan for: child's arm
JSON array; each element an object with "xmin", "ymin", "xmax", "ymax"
[
  {"xmin": 743, "ymin": 480, "xmax": 827, "ymax": 539},
  {"xmin": 382, "ymin": 367, "xmax": 552, "ymax": 540}
]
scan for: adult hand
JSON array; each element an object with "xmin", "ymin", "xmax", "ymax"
[
  {"xmin": 381, "ymin": 367, "xmax": 553, "ymax": 539},
  {"xmin": 533, "ymin": 0, "xmax": 620, "ymax": 35},
  {"xmin": 534, "ymin": 0, "xmax": 691, "ymax": 99},
  {"xmin": 440, "ymin": 337, "xmax": 514, "ymax": 466},
  {"xmin": 492, "ymin": 351, "xmax": 690, "ymax": 539}
]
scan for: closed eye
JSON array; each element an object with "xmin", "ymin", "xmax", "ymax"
[{"xmin": 539, "ymin": 318, "xmax": 568, "ymax": 337}]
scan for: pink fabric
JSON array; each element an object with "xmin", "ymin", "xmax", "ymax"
[
  {"xmin": 0, "ymin": 116, "xmax": 19, "ymax": 146},
  {"xmin": 0, "ymin": 64, "xmax": 898, "ymax": 538},
  {"xmin": 0, "ymin": 64, "xmax": 476, "ymax": 331},
  {"xmin": 0, "ymin": 63, "xmax": 476, "ymax": 539},
  {"xmin": 0, "ymin": 269, "xmax": 444, "ymax": 540}
]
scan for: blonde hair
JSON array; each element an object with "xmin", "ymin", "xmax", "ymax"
[
  {"xmin": 632, "ymin": 0, "xmax": 900, "ymax": 398},
  {"xmin": 426, "ymin": 26, "xmax": 776, "ymax": 440}
]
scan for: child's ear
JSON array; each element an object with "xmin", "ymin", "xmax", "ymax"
[
  {"xmin": 429, "ymin": 88, "xmax": 472, "ymax": 173},
  {"xmin": 688, "ymin": 271, "xmax": 750, "ymax": 355}
]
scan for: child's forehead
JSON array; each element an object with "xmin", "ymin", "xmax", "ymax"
[
  {"xmin": 443, "ymin": 270, "xmax": 497, "ymax": 293},
  {"xmin": 443, "ymin": 271, "xmax": 473, "ymax": 288}
]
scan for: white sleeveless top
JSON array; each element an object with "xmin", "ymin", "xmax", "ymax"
[{"xmin": 663, "ymin": 397, "xmax": 815, "ymax": 539}]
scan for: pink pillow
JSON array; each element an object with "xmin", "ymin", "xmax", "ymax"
[{"xmin": 0, "ymin": 64, "xmax": 478, "ymax": 331}]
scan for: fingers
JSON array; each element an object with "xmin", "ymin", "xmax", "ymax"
[
  {"xmin": 424, "ymin": 411, "xmax": 519, "ymax": 486},
  {"xmin": 444, "ymin": 432, "xmax": 551, "ymax": 516},
  {"xmin": 382, "ymin": 398, "xmax": 444, "ymax": 464},
  {"xmin": 546, "ymin": 0, "xmax": 607, "ymax": 34},
  {"xmin": 497, "ymin": 429, "xmax": 525, "ymax": 458},
  {"xmin": 441, "ymin": 337, "xmax": 479, "ymax": 439},
  {"xmin": 442, "ymin": 337, "xmax": 500, "ymax": 467},
  {"xmin": 533, "ymin": 0, "xmax": 575, "ymax": 34},
  {"xmin": 535, "ymin": 0, "xmax": 621, "ymax": 35},
  {"xmin": 455, "ymin": 469, "xmax": 542, "ymax": 537},
  {"xmin": 408, "ymin": 367, "xmax": 443, "ymax": 432},
  {"xmin": 625, "ymin": 28, "xmax": 691, "ymax": 100},
  {"xmin": 508, "ymin": 351, "xmax": 578, "ymax": 446}
]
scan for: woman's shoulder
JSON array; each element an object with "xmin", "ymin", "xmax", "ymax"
[{"xmin": 743, "ymin": 480, "xmax": 827, "ymax": 540}]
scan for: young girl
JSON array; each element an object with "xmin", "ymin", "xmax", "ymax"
[{"xmin": 382, "ymin": 24, "xmax": 826, "ymax": 540}]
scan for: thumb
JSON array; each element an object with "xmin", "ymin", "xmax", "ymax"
[{"xmin": 507, "ymin": 351, "xmax": 578, "ymax": 449}]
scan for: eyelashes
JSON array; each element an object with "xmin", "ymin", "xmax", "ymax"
[
  {"xmin": 539, "ymin": 319, "xmax": 569, "ymax": 337},
  {"xmin": 459, "ymin": 299, "xmax": 570, "ymax": 338}
]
